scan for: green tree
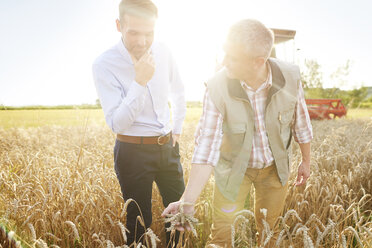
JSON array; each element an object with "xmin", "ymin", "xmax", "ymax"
[
  {"xmin": 95, "ymin": 99, "xmax": 101, "ymax": 108},
  {"xmin": 330, "ymin": 60, "xmax": 352, "ymax": 88},
  {"xmin": 347, "ymin": 87, "xmax": 368, "ymax": 107},
  {"xmin": 301, "ymin": 59, "xmax": 323, "ymax": 89},
  {"xmin": 300, "ymin": 59, "xmax": 327, "ymax": 99}
]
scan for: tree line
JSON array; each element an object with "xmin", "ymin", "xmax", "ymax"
[{"xmin": 301, "ymin": 59, "xmax": 372, "ymax": 108}]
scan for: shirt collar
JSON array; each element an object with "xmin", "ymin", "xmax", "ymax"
[
  {"xmin": 241, "ymin": 63, "xmax": 273, "ymax": 92},
  {"xmin": 116, "ymin": 39, "xmax": 133, "ymax": 64}
]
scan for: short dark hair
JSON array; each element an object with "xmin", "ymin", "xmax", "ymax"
[{"xmin": 119, "ymin": 0, "xmax": 158, "ymax": 21}]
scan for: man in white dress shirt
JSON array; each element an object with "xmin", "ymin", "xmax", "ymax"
[{"xmin": 92, "ymin": 0, "xmax": 186, "ymax": 246}]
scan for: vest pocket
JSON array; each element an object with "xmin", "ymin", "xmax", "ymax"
[
  {"xmin": 218, "ymin": 123, "xmax": 247, "ymax": 190},
  {"xmin": 279, "ymin": 108, "xmax": 295, "ymax": 125},
  {"xmin": 220, "ymin": 123, "xmax": 246, "ymax": 162},
  {"xmin": 279, "ymin": 108, "xmax": 294, "ymax": 150}
]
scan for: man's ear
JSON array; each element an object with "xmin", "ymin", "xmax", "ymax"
[
  {"xmin": 254, "ymin": 56, "xmax": 266, "ymax": 68},
  {"xmin": 116, "ymin": 19, "xmax": 122, "ymax": 32}
]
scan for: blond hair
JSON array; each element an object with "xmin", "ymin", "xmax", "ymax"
[{"xmin": 118, "ymin": 0, "xmax": 158, "ymax": 21}]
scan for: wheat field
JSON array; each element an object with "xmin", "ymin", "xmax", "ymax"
[{"xmin": 0, "ymin": 109, "xmax": 371, "ymax": 247}]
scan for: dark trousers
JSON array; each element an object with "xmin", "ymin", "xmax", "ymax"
[{"xmin": 114, "ymin": 138, "xmax": 185, "ymax": 247}]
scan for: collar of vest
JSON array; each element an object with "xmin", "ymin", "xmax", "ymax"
[{"xmin": 227, "ymin": 58, "xmax": 286, "ymax": 105}]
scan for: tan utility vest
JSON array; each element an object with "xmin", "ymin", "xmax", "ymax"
[{"xmin": 207, "ymin": 58, "xmax": 301, "ymax": 201}]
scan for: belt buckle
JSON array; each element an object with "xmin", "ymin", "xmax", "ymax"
[
  {"xmin": 157, "ymin": 133, "xmax": 170, "ymax": 145},
  {"xmin": 157, "ymin": 135, "xmax": 165, "ymax": 145}
]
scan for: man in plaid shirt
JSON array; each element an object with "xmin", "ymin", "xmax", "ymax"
[{"xmin": 163, "ymin": 19, "xmax": 313, "ymax": 247}]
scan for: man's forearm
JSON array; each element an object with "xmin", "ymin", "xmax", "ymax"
[
  {"xmin": 110, "ymin": 81, "xmax": 147, "ymax": 133},
  {"xmin": 299, "ymin": 142, "xmax": 311, "ymax": 164},
  {"xmin": 181, "ymin": 163, "xmax": 214, "ymax": 204}
]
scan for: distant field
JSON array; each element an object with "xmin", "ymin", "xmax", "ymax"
[
  {"xmin": 347, "ymin": 108, "xmax": 372, "ymax": 119},
  {"xmin": 0, "ymin": 109, "xmax": 106, "ymax": 129},
  {"xmin": 0, "ymin": 108, "xmax": 369, "ymax": 129}
]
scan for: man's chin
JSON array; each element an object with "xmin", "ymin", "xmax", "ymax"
[
  {"xmin": 131, "ymin": 49, "xmax": 147, "ymax": 59},
  {"xmin": 225, "ymin": 69, "xmax": 236, "ymax": 79},
  {"xmin": 134, "ymin": 53, "xmax": 144, "ymax": 60}
]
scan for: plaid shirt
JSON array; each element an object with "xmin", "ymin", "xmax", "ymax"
[{"xmin": 192, "ymin": 65, "xmax": 313, "ymax": 168}]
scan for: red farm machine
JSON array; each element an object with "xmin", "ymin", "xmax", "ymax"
[
  {"xmin": 271, "ymin": 29, "xmax": 347, "ymax": 120},
  {"xmin": 305, "ymin": 99, "xmax": 347, "ymax": 119}
]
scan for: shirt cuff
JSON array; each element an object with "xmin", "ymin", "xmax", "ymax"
[
  {"xmin": 294, "ymin": 130, "xmax": 313, "ymax": 144},
  {"xmin": 191, "ymin": 149, "xmax": 219, "ymax": 167},
  {"xmin": 172, "ymin": 119, "xmax": 184, "ymax": 135},
  {"xmin": 172, "ymin": 127, "xmax": 182, "ymax": 135},
  {"xmin": 124, "ymin": 80, "xmax": 147, "ymax": 105},
  {"xmin": 191, "ymin": 162, "xmax": 216, "ymax": 167}
]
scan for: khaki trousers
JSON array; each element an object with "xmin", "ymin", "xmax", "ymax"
[{"xmin": 206, "ymin": 165, "xmax": 288, "ymax": 248}]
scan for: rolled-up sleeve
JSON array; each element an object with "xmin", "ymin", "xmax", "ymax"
[
  {"xmin": 92, "ymin": 63, "xmax": 146, "ymax": 134},
  {"xmin": 192, "ymin": 89, "xmax": 223, "ymax": 166},
  {"xmin": 293, "ymin": 81, "xmax": 313, "ymax": 143}
]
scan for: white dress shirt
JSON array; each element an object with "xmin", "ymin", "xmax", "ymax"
[{"xmin": 92, "ymin": 40, "xmax": 186, "ymax": 136}]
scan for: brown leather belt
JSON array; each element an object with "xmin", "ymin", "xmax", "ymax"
[{"xmin": 116, "ymin": 132, "xmax": 171, "ymax": 145}]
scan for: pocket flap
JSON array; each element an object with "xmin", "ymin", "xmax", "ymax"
[
  {"xmin": 223, "ymin": 123, "xmax": 247, "ymax": 134},
  {"xmin": 279, "ymin": 109, "xmax": 295, "ymax": 125}
]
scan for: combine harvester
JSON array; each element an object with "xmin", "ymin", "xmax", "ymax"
[
  {"xmin": 271, "ymin": 29, "xmax": 347, "ymax": 120},
  {"xmin": 305, "ymin": 99, "xmax": 347, "ymax": 120}
]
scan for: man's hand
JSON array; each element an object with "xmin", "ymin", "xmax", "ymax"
[
  {"xmin": 161, "ymin": 164, "xmax": 213, "ymax": 231},
  {"xmin": 296, "ymin": 142, "xmax": 311, "ymax": 186},
  {"xmin": 161, "ymin": 200, "xmax": 195, "ymax": 231},
  {"xmin": 133, "ymin": 50, "xmax": 155, "ymax": 86},
  {"xmin": 295, "ymin": 161, "xmax": 310, "ymax": 186},
  {"xmin": 172, "ymin": 134, "xmax": 180, "ymax": 147}
]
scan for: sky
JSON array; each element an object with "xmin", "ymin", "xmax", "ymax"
[{"xmin": 0, "ymin": 0, "xmax": 371, "ymax": 106}]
